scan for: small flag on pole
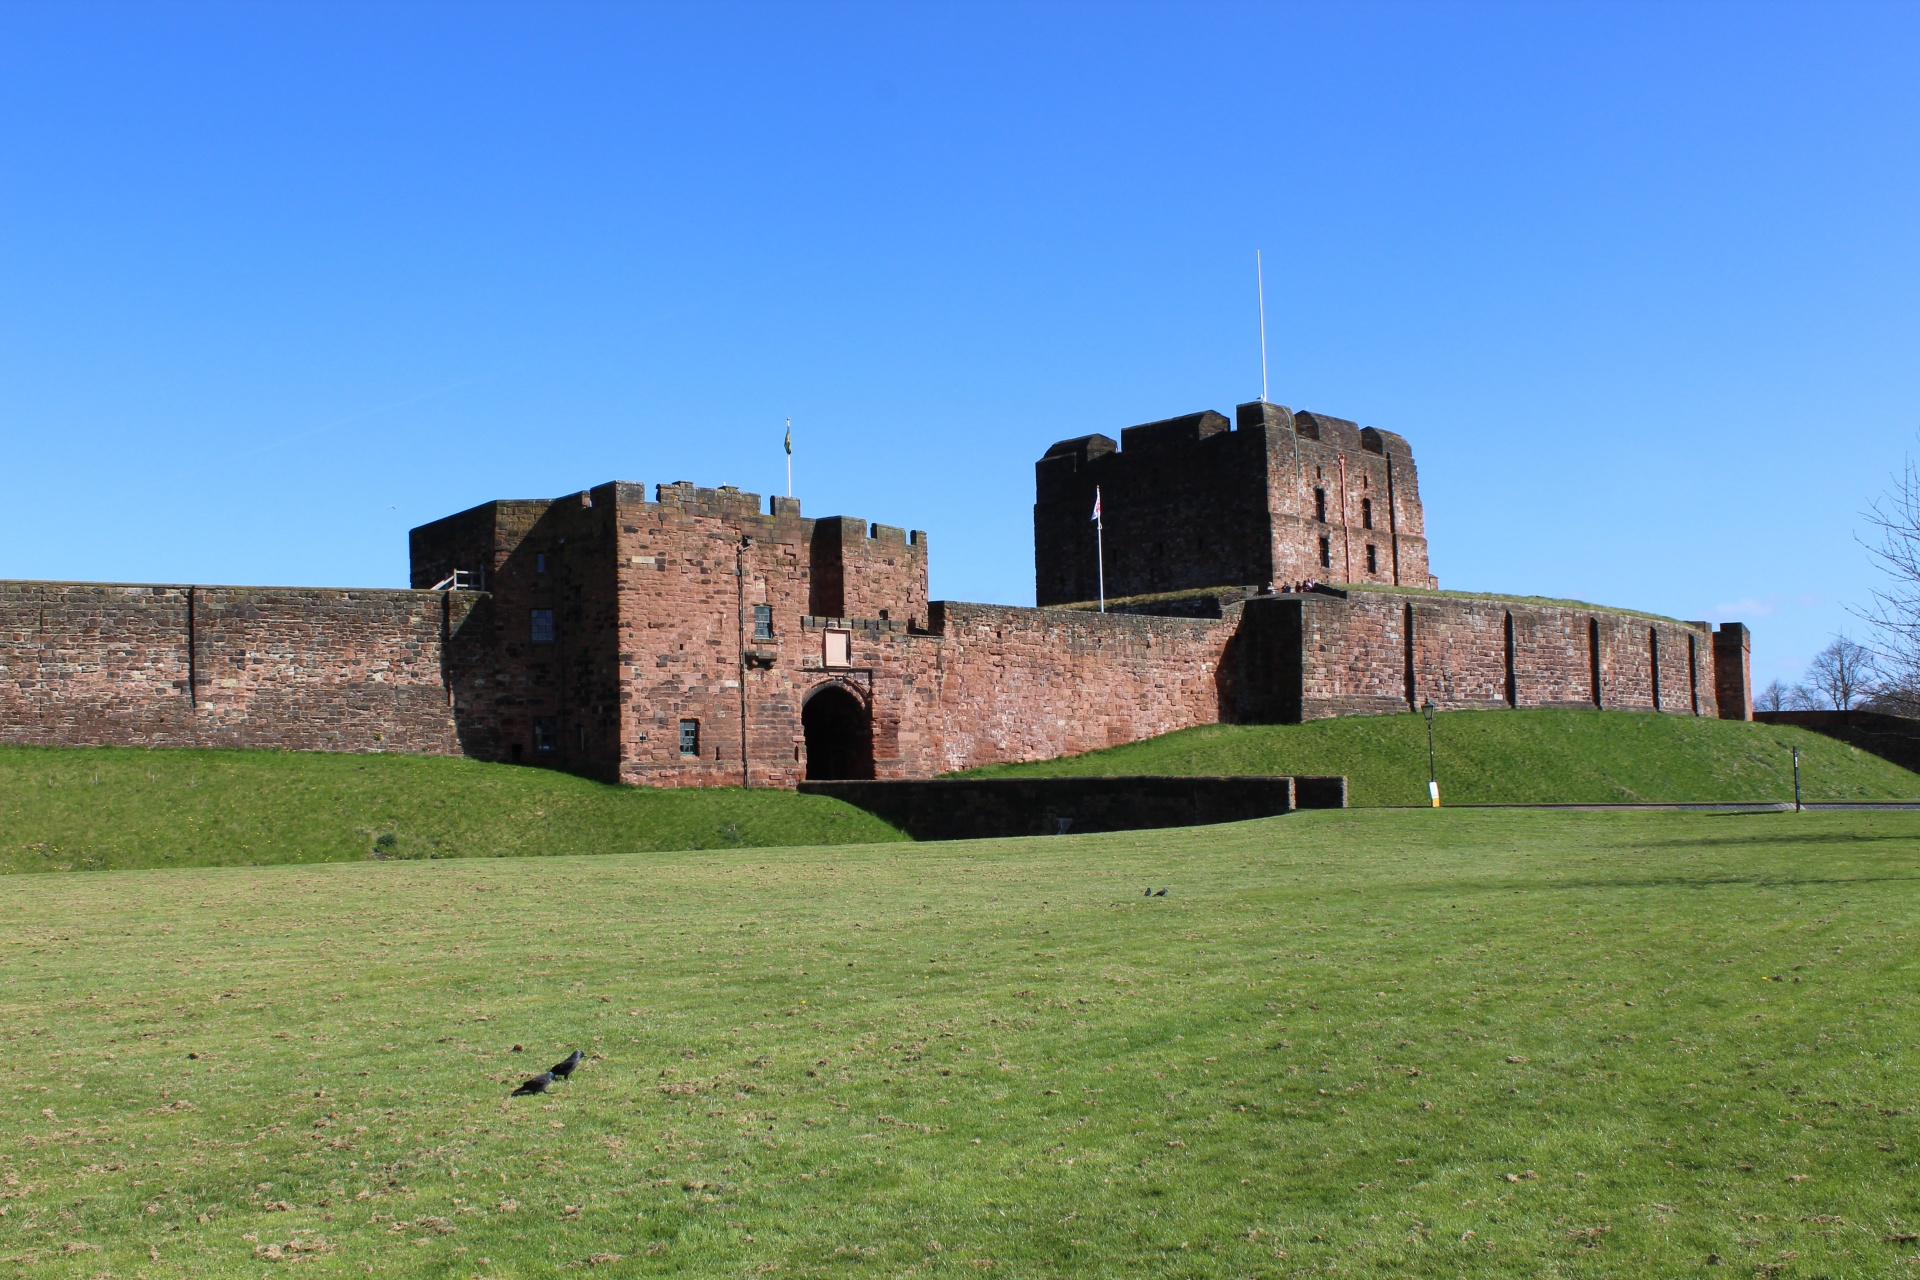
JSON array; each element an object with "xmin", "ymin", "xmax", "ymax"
[
  {"xmin": 1092, "ymin": 486, "xmax": 1105, "ymax": 613},
  {"xmin": 784, "ymin": 419, "xmax": 792, "ymax": 456}
]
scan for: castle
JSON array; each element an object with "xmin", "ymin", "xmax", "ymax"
[{"xmin": 0, "ymin": 400, "xmax": 1753, "ymax": 784}]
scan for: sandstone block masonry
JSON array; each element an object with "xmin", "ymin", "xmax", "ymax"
[
  {"xmin": 0, "ymin": 393, "xmax": 1754, "ymax": 782},
  {"xmin": 1035, "ymin": 400, "xmax": 1434, "ymax": 606},
  {"xmin": 0, "ymin": 581, "xmax": 472, "ymax": 753}
]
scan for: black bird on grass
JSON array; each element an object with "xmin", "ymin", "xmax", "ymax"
[
  {"xmin": 1154, "ymin": 888, "xmax": 1168, "ymax": 897},
  {"xmin": 551, "ymin": 1050, "xmax": 584, "ymax": 1080},
  {"xmin": 510, "ymin": 1071, "xmax": 556, "ymax": 1097}
]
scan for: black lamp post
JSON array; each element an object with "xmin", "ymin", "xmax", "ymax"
[{"xmin": 1420, "ymin": 694, "xmax": 1436, "ymax": 805}]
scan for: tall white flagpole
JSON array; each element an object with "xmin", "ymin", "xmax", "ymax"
[
  {"xmin": 1094, "ymin": 485, "xmax": 1106, "ymax": 613},
  {"xmin": 1256, "ymin": 249, "xmax": 1269, "ymax": 404}
]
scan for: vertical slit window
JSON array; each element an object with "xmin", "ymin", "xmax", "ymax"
[
  {"xmin": 1589, "ymin": 617, "xmax": 1603, "ymax": 708},
  {"xmin": 1688, "ymin": 633, "xmax": 1700, "ymax": 715},
  {"xmin": 1403, "ymin": 602, "xmax": 1416, "ymax": 709},
  {"xmin": 1318, "ymin": 536, "xmax": 1332, "ymax": 569},
  {"xmin": 1650, "ymin": 628, "xmax": 1661, "ymax": 711},
  {"xmin": 1361, "ymin": 497, "xmax": 1373, "ymax": 529},
  {"xmin": 1504, "ymin": 612, "xmax": 1517, "ymax": 707},
  {"xmin": 1314, "ymin": 489, "xmax": 1327, "ymax": 523},
  {"xmin": 1366, "ymin": 544, "xmax": 1378, "ymax": 574}
]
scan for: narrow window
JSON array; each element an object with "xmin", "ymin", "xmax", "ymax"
[
  {"xmin": 1314, "ymin": 489, "xmax": 1327, "ymax": 523},
  {"xmin": 678, "ymin": 719, "xmax": 700, "ymax": 757},
  {"xmin": 1403, "ymin": 602, "xmax": 1416, "ymax": 709},
  {"xmin": 1361, "ymin": 497, "xmax": 1373, "ymax": 529},
  {"xmin": 1503, "ymin": 612, "xmax": 1517, "ymax": 707},
  {"xmin": 529, "ymin": 609, "xmax": 556, "ymax": 644},
  {"xmin": 1589, "ymin": 617, "xmax": 1603, "ymax": 708},
  {"xmin": 532, "ymin": 716, "xmax": 558, "ymax": 754},
  {"xmin": 1318, "ymin": 536, "xmax": 1332, "ymax": 569},
  {"xmin": 1687, "ymin": 633, "xmax": 1700, "ymax": 715},
  {"xmin": 1366, "ymin": 544, "xmax": 1378, "ymax": 574},
  {"xmin": 1649, "ymin": 628, "xmax": 1661, "ymax": 711},
  {"xmin": 752, "ymin": 604, "xmax": 773, "ymax": 641},
  {"xmin": 536, "ymin": 552, "xmax": 547, "ymax": 574}
]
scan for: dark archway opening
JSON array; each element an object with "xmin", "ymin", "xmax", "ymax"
[{"xmin": 803, "ymin": 685, "xmax": 873, "ymax": 780}]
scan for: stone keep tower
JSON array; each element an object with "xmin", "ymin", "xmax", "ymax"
[{"xmin": 1033, "ymin": 400, "xmax": 1435, "ymax": 605}]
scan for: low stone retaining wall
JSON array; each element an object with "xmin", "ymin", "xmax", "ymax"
[
  {"xmin": 797, "ymin": 774, "xmax": 1345, "ymax": 841},
  {"xmin": 1755, "ymin": 710, "xmax": 1920, "ymax": 775}
]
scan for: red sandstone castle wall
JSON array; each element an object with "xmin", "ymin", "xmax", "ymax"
[
  {"xmin": 1267, "ymin": 411, "xmax": 1432, "ymax": 591},
  {"xmin": 0, "ymin": 582, "xmax": 471, "ymax": 754},
  {"xmin": 1294, "ymin": 589, "xmax": 1719, "ymax": 720},
  {"xmin": 922, "ymin": 602, "xmax": 1234, "ymax": 773}
]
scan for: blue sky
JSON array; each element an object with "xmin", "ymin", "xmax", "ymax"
[{"xmin": 3, "ymin": 2, "xmax": 1917, "ymax": 688}]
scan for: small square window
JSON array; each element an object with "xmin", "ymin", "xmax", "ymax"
[
  {"xmin": 753, "ymin": 604, "xmax": 774, "ymax": 641},
  {"xmin": 530, "ymin": 609, "xmax": 555, "ymax": 644},
  {"xmin": 532, "ymin": 716, "xmax": 558, "ymax": 754},
  {"xmin": 679, "ymin": 719, "xmax": 700, "ymax": 757}
]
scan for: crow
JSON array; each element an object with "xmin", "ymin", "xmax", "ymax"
[
  {"xmin": 510, "ymin": 1071, "xmax": 556, "ymax": 1097},
  {"xmin": 1143, "ymin": 888, "xmax": 1152, "ymax": 897},
  {"xmin": 1153, "ymin": 889, "xmax": 1168, "ymax": 897},
  {"xmin": 550, "ymin": 1050, "xmax": 584, "ymax": 1080}
]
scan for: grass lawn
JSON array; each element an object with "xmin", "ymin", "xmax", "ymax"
[
  {"xmin": 959, "ymin": 708, "xmax": 1920, "ymax": 807},
  {"xmin": 0, "ymin": 745, "xmax": 906, "ymax": 875},
  {"xmin": 5, "ymin": 808, "xmax": 1920, "ymax": 1276}
]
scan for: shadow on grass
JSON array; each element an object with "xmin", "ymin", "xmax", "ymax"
[{"xmin": 1403, "ymin": 872, "xmax": 1920, "ymax": 896}]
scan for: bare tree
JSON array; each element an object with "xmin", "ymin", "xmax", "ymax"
[
  {"xmin": 1797, "ymin": 635, "xmax": 1874, "ymax": 711},
  {"xmin": 1756, "ymin": 679, "xmax": 1791, "ymax": 712},
  {"xmin": 1857, "ymin": 451, "xmax": 1920, "ymax": 703}
]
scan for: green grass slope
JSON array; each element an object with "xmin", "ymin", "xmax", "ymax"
[
  {"xmin": 5, "ymin": 808, "xmax": 1920, "ymax": 1277},
  {"xmin": 0, "ymin": 745, "xmax": 906, "ymax": 874},
  {"xmin": 959, "ymin": 707, "xmax": 1920, "ymax": 805}
]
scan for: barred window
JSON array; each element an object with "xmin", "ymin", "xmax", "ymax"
[
  {"xmin": 1366, "ymin": 544, "xmax": 1378, "ymax": 573},
  {"xmin": 679, "ymin": 719, "xmax": 700, "ymax": 757},
  {"xmin": 1318, "ymin": 536, "xmax": 1332, "ymax": 569},
  {"xmin": 530, "ymin": 609, "xmax": 555, "ymax": 644},
  {"xmin": 753, "ymin": 604, "xmax": 774, "ymax": 641}
]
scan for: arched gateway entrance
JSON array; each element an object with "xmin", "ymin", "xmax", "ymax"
[{"xmin": 802, "ymin": 683, "xmax": 874, "ymax": 780}]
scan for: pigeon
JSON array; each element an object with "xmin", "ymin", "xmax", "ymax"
[
  {"xmin": 510, "ymin": 1071, "xmax": 556, "ymax": 1097},
  {"xmin": 550, "ymin": 1050, "xmax": 584, "ymax": 1080},
  {"xmin": 1154, "ymin": 888, "xmax": 1168, "ymax": 897}
]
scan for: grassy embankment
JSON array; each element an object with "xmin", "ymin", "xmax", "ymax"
[
  {"xmin": 960, "ymin": 707, "xmax": 1920, "ymax": 806},
  {"xmin": 0, "ymin": 745, "xmax": 905, "ymax": 875},
  {"xmin": 5, "ymin": 808, "xmax": 1920, "ymax": 1276}
]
